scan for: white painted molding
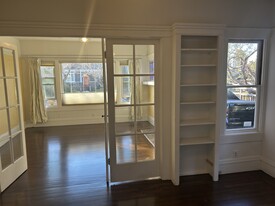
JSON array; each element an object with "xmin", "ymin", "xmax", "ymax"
[
  {"xmin": 0, "ymin": 21, "xmax": 171, "ymax": 38},
  {"xmin": 172, "ymin": 23, "xmax": 225, "ymax": 35},
  {"xmin": 180, "ymin": 169, "xmax": 208, "ymax": 176},
  {"xmin": 172, "ymin": 23, "xmax": 225, "ymax": 30},
  {"xmin": 24, "ymin": 117, "xmax": 104, "ymax": 128},
  {"xmin": 261, "ymin": 157, "xmax": 275, "ymax": 177},
  {"xmin": 219, "ymin": 156, "xmax": 261, "ymax": 174}
]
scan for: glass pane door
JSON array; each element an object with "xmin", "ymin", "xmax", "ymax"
[
  {"xmin": 106, "ymin": 40, "xmax": 159, "ymax": 182},
  {"xmin": 0, "ymin": 47, "xmax": 27, "ymax": 192}
]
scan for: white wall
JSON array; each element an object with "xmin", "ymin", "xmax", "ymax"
[
  {"xmin": 19, "ymin": 38, "xmax": 102, "ymax": 57},
  {"xmin": 262, "ymin": 31, "xmax": 275, "ymax": 176}
]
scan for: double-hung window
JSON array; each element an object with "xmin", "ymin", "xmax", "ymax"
[
  {"xmin": 40, "ymin": 64, "xmax": 57, "ymax": 108},
  {"xmin": 226, "ymin": 40, "xmax": 263, "ymax": 130}
]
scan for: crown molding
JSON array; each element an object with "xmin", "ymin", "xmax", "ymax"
[
  {"xmin": 172, "ymin": 23, "xmax": 225, "ymax": 36},
  {"xmin": 0, "ymin": 21, "xmax": 172, "ymax": 38}
]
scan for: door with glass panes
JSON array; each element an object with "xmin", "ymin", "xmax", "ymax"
[
  {"xmin": 106, "ymin": 39, "xmax": 159, "ymax": 182},
  {"xmin": 0, "ymin": 45, "xmax": 27, "ymax": 191}
]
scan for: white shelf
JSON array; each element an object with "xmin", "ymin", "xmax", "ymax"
[
  {"xmin": 180, "ymin": 101, "xmax": 215, "ymax": 105},
  {"xmin": 180, "ymin": 119, "xmax": 215, "ymax": 126},
  {"xmin": 180, "ymin": 137, "xmax": 215, "ymax": 146}
]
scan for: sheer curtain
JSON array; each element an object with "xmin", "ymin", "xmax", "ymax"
[{"xmin": 21, "ymin": 58, "xmax": 48, "ymax": 124}]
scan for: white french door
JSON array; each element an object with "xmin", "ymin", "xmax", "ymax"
[
  {"xmin": 106, "ymin": 39, "xmax": 160, "ymax": 182},
  {"xmin": 0, "ymin": 45, "xmax": 28, "ymax": 191}
]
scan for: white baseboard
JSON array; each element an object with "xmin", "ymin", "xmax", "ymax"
[
  {"xmin": 180, "ymin": 169, "xmax": 208, "ymax": 176},
  {"xmin": 24, "ymin": 117, "xmax": 153, "ymax": 128},
  {"xmin": 24, "ymin": 117, "xmax": 104, "ymax": 128},
  {"xmin": 261, "ymin": 158, "xmax": 275, "ymax": 177},
  {"xmin": 219, "ymin": 156, "xmax": 261, "ymax": 174}
]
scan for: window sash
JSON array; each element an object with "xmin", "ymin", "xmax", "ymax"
[
  {"xmin": 226, "ymin": 40, "xmax": 263, "ymax": 131},
  {"xmin": 40, "ymin": 65, "xmax": 57, "ymax": 107}
]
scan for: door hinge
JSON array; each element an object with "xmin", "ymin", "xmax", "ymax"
[
  {"xmin": 108, "ymin": 158, "xmax": 110, "ymax": 165},
  {"xmin": 104, "ymin": 51, "xmax": 107, "ymax": 59}
]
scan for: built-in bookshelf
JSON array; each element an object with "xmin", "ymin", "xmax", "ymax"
[{"xmin": 175, "ymin": 34, "xmax": 220, "ymax": 182}]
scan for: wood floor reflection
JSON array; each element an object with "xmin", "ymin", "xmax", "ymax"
[
  {"xmin": 1, "ymin": 124, "xmax": 275, "ymax": 205},
  {"xmin": 116, "ymin": 134, "xmax": 155, "ymax": 164}
]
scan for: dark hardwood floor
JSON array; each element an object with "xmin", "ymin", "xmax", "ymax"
[{"xmin": 1, "ymin": 124, "xmax": 275, "ymax": 205}]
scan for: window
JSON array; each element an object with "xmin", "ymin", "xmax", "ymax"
[
  {"xmin": 120, "ymin": 65, "xmax": 130, "ymax": 103},
  {"xmin": 226, "ymin": 40, "xmax": 263, "ymax": 130},
  {"xmin": 40, "ymin": 65, "xmax": 57, "ymax": 108},
  {"xmin": 61, "ymin": 62, "xmax": 104, "ymax": 105}
]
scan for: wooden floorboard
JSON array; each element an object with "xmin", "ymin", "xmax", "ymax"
[{"xmin": 0, "ymin": 124, "xmax": 275, "ymax": 205}]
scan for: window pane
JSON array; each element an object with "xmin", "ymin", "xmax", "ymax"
[
  {"xmin": 40, "ymin": 66, "xmax": 54, "ymax": 78},
  {"xmin": 137, "ymin": 134, "xmax": 155, "ymax": 162},
  {"xmin": 43, "ymin": 85, "xmax": 56, "ymax": 99},
  {"xmin": 113, "ymin": 46, "xmax": 133, "ymax": 74},
  {"xmin": 3, "ymin": 48, "xmax": 16, "ymax": 77},
  {"xmin": 0, "ymin": 140, "xmax": 12, "ymax": 170},
  {"xmin": 0, "ymin": 79, "xmax": 6, "ymax": 108},
  {"xmin": 13, "ymin": 133, "xmax": 23, "ymax": 161},
  {"xmin": 135, "ymin": 45, "xmax": 154, "ymax": 75},
  {"xmin": 114, "ymin": 76, "xmax": 134, "ymax": 105},
  {"xmin": 40, "ymin": 65, "xmax": 57, "ymax": 107},
  {"xmin": 121, "ymin": 65, "xmax": 130, "ymax": 74},
  {"xmin": 136, "ymin": 105, "xmax": 155, "ymax": 133},
  {"xmin": 61, "ymin": 63, "xmax": 103, "ymax": 94},
  {"xmin": 42, "ymin": 78, "xmax": 55, "ymax": 85},
  {"xmin": 227, "ymin": 42, "xmax": 260, "ymax": 86},
  {"xmin": 9, "ymin": 106, "xmax": 21, "ymax": 133},
  {"xmin": 116, "ymin": 135, "xmax": 136, "ymax": 164},
  {"xmin": 6, "ymin": 79, "xmax": 18, "ymax": 106},
  {"xmin": 0, "ymin": 109, "xmax": 9, "ymax": 136},
  {"xmin": 226, "ymin": 87, "xmax": 256, "ymax": 129},
  {"xmin": 136, "ymin": 76, "xmax": 154, "ymax": 104},
  {"xmin": 115, "ymin": 106, "xmax": 135, "ymax": 135}
]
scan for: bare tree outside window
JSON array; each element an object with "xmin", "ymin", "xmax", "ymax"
[
  {"xmin": 226, "ymin": 41, "xmax": 263, "ymax": 130},
  {"xmin": 227, "ymin": 43, "xmax": 258, "ymax": 86}
]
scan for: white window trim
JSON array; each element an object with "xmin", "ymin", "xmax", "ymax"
[{"xmin": 222, "ymin": 28, "xmax": 271, "ymax": 138}]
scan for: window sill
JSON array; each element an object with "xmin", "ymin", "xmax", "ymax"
[
  {"xmin": 46, "ymin": 103, "xmax": 104, "ymax": 112},
  {"xmin": 225, "ymin": 128, "xmax": 259, "ymax": 136},
  {"xmin": 221, "ymin": 129, "xmax": 263, "ymax": 144}
]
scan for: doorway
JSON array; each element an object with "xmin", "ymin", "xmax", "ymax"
[{"xmin": 0, "ymin": 37, "xmax": 161, "ymax": 190}]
